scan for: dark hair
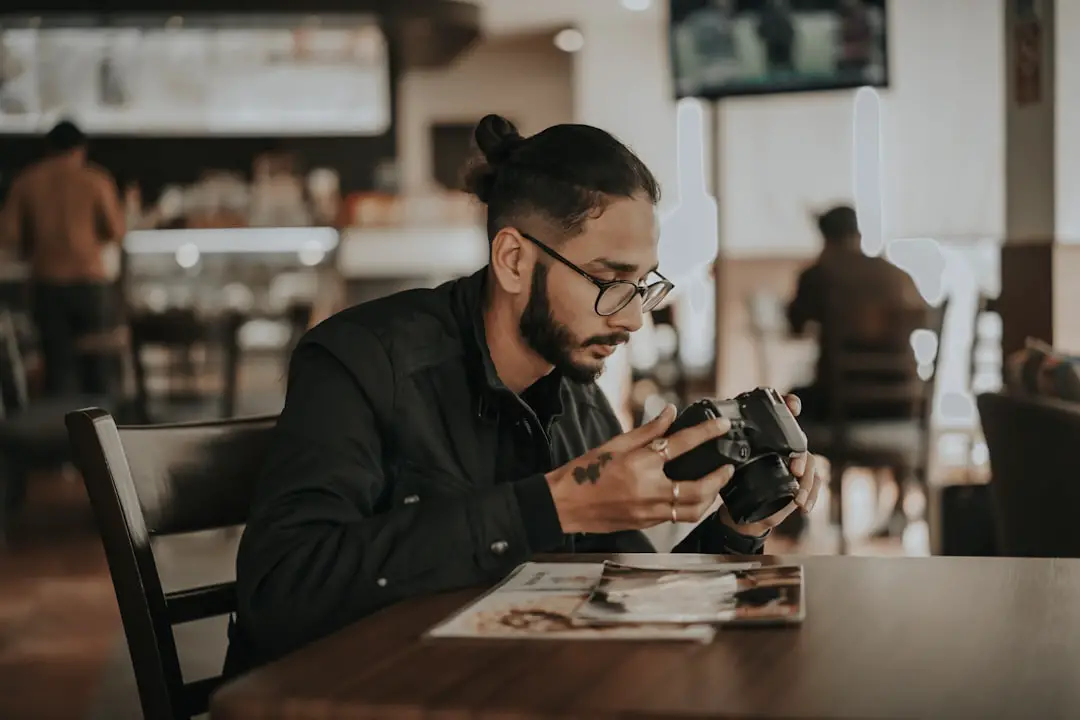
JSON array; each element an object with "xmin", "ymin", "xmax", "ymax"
[
  {"xmin": 45, "ymin": 120, "xmax": 87, "ymax": 153},
  {"xmin": 463, "ymin": 114, "xmax": 660, "ymax": 242},
  {"xmin": 816, "ymin": 205, "xmax": 860, "ymax": 245}
]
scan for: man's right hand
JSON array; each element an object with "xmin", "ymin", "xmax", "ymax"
[{"xmin": 545, "ymin": 405, "xmax": 735, "ymax": 534}]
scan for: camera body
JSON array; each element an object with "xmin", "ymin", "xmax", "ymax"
[{"xmin": 662, "ymin": 387, "xmax": 808, "ymax": 525}]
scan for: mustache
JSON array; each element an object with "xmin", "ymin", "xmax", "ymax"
[{"xmin": 584, "ymin": 333, "xmax": 630, "ymax": 348}]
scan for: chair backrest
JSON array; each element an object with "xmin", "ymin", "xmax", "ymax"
[
  {"xmin": 744, "ymin": 291, "xmax": 789, "ymax": 387},
  {"xmin": 66, "ymin": 407, "xmax": 277, "ymax": 719},
  {"xmin": 977, "ymin": 392, "xmax": 1080, "ymax": 557},
  {"xmin": 823, "ymin": 297, "xmax": 947, "ymax": 428},
  {"xmin": 128, "ymin": 309, "xmax": 246, "ymax": 421}
]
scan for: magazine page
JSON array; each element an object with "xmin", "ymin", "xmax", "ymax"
[
  {"xmin": 572, "ymin": 562, "xmax": 805, "ymax": 626},
  {"xmin": 424, "ymin": 561, "xmax": 763, "ymax": 643}
]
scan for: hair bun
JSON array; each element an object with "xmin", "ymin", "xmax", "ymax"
[{"xmin": 474, "ymin": 114, "xmax": 524, "ymax": 165}]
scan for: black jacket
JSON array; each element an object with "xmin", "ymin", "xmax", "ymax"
[{"xmin": 225, "ymin": 268, "xmax": 765, "ymax": 675}]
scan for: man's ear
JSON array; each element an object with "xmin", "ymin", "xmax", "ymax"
[{"xmin": 489, "ymin": 227, "xmax": 532, "ymax": 295}]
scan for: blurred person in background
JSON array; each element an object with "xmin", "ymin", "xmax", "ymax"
[
  {"xmin": 0, "ymin": 120, "xmax": 125, "ymax": 396},
  {"xmin": 756, "ymin": 0, "xmax": 796, "ymax": 74},
  {"xmin": 673, "ymin": 0, "xmax": 741, "ymax": 96},
  {"xmin": 786, "ymin": 204, "xmax": 925, "ymax": 421},
  {"xmin": 782, "ymin": 204, "xmax": 925, "ymax": 540},
  {"xmin": 837, "ymin": 0, "xmax": 873, "ymax": 77}
]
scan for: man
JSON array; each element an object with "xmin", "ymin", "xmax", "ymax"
[
  {"xmin": 673, "ymin": 0, "xmax": 741, "ymax": 96},
  {"xmin": 756, "ymin": 0, "xmax": 796, "ymax": 75},
  {"xmin": 225, "ymin": 114, "xmax": 824, "ymax": 675},
  {"xmin": 837, "ymin": 0, "xmax": 873, "ymax": 77},
  {"xmin": 0, "ymin": 120, "xmax": 125, "ymax": 396},
  {"xmin": 786, "ymin": 204, "xmax": 926, "ymax": 421}
]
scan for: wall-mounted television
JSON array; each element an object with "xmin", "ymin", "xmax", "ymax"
[{"xmin": 670, "ymin": 0, "xmax": 889, "ymax": 100}]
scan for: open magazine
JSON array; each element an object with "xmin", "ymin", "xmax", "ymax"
[
  {"xmin": 573, "ymin": 561, "xmax": 806, "ymax": 626},
  {"xmin": 424, "ymin": 560, "xmax": 766, "ymax": 643}
]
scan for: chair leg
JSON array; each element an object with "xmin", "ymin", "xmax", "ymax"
[{"xmin": 0, "ymin": 456, "xmax": 26, "ymax": 546}]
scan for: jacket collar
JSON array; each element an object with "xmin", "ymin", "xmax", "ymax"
[{"xmin": 452, "ymin": 267, "xmax": 565, "ymax": 420}]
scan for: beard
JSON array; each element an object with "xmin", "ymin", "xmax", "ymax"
[{"xmin": 518, "ymin": 262, "xmax": 629, "ymax": 384}]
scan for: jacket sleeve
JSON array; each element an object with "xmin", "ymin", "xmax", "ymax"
[
  {"xmin": 787, "ymin": 265, "xmax": 823, "ymax": 335},
  {"xmin": 234, "ymin": 334, "xmax": 564, "ymax": 662}
]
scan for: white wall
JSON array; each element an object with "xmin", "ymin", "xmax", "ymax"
[
  {"xmin": 397, "ymin": 33, "xmax": 574, "ymax": 196},
  {"xmin": 1056, "ymin": 0, "xmax": 1080, "ymax": 241},
  {"xmin": 573, "ymin": 14, "xmax": 680, "ymax": 211},
  {"xmin": 719, "ymin": 0, "xmax": 1006, "ymax": 258}
]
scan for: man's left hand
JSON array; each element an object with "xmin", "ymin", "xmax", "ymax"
[{"xmin": 717, "ymin": 393, "xmax": 827, "ymax": 538}]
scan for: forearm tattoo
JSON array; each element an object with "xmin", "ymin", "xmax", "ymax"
[{"xmin": 572, "ymin": 452, "xmax": 613, "ymax": 485}]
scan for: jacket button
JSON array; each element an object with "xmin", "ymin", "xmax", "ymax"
[
  {"xmin": 403, "ymin": 494, "xmax": 420, "ymax": 505},
  {"xmin": 490, "ymin": 540, "xmax": 509, "ymax": 555},
  {"xmin": 376, "ymin": 578, "xmax": 388, "ymax": 587}
]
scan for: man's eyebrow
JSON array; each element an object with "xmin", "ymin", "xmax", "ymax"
[{"xmin": 589, "ymin": 258, "xmax": 659, "ymax": 275}]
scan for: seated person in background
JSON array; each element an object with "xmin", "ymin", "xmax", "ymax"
[
  {"xmin": 786, "ymin": 204, "xmax": 927, "ymax": 422},
  {"xmin": 225, "ymin": 114, "xmax": 825, "ymax": 675}
]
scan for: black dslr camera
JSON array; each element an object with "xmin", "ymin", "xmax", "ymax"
[{"xmin": 662, "ymin": 387, "xmax": 808, "ymax": 525}]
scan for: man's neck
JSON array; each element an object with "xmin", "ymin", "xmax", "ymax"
[{"xmin": 482, "ymin": 295, "xmax": 552, "ymax": 395}]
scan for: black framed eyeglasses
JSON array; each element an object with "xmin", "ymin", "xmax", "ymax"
[{"xmin": 520, "ymin": 231, "xmax": 675, "ymax": 317}]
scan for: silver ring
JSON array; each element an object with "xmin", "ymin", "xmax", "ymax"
[
  {"xmin": 671, "ymin": 504, "xmax": 678, "ymax": 523},
  {"xmin": 650, "ymin": 437, "xmax": 671, "ymax": 461},
  {"xmin": 672, "ymin": 482, "xmax": 681, "ymax": 501}
]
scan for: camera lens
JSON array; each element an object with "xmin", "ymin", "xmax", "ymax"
[{"xmin": 720, "ymin": 454, "xmax": 800, "ymax": 525}]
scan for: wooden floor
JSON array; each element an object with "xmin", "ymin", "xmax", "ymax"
[{"xmin": 0, "ymin": 471, "xmax": 121, "ymax": 720}]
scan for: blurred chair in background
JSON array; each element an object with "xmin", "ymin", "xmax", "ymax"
[
  {"xmin": 0, "ymin": 306, "xmax": 128, "ymax": 543},
  {"xmin": 977, "ymin": 392, "xmax": 1080, "ymax": 558},
  {"xmin": 128, "ymin": 309, "xmax": 244, "ymax": 423},
  {"xmin": 799, "ymin": 298, "xmax": 946, "ymax": 553}
]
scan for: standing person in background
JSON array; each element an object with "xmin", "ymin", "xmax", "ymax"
[
  {"xmin": 673, "ymin": 0, "xmax": 741, "ymax": 96},
  {"xmin": 0, "ymin": 120, "xmax": 126, "ymax": 396},
  {"xmin": 836, "ymin": 0, "xmax": 873, "ymax": 77}
]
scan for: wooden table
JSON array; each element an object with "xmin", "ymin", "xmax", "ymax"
[{"xmin": 211, "ymin": 554, "xmax": 1080, "ymax": 719}]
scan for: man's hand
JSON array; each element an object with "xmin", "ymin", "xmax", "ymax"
[
  {"xmin": 717, "ymin": 393, "xmax": 827, "ymax": 537},
  {"xmin": 546, "ymin": 405, "xmax": 736, "ymax": 534}
]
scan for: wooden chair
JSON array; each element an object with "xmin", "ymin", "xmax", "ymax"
[
  {"xmin": 977, "ymin": 392, "xmax": 1080, "ymax": 557},
  {"xmin": 128, "ymin": 309, "xmax": 245, "ymax": 423},
  {"xmin": 802, "ymin": 298, "xmax": 947, "ymax": 553},
  {"xmin": 0, "ymin": 307, "xmax": 121, "ymax": 543},
  {"xmin": 66, "ymin": 407, "xmax": 277, "ymax": 719}
]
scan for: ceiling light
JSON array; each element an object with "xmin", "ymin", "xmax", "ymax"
[
  {"xmin": 621, "ymin": 0, "xmax": 652, "ymax": 11},
  {"xmin": 554, "ymin": 28, "xmax": 585, "ymax": 53}
]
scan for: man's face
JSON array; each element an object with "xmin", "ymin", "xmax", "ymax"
[{"xmin": 519, "ymin": 194, "xmax": 659, "ymax": 384}]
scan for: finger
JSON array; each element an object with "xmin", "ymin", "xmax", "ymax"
[
  {"xmin": 763, "ymin": 501, "xmax": 797, "ymax": 528},
  {"xmin": 607, "ymin": 404, "xmax": 677, "ymax": 452},
  {"xmin": 671, "ymin": 465, "xmax": 734, "ymax": 506},
  {"xmin": 804, "ymin": 458, "xmax": 825, "ymax": 513},
  {"xmin": 790, "ymin": 451, "xmax": 808, "ymax": 477},
  {"xmin": 694, "ymin": 464, "xmax": 735, "ymax": 502},
  {"xmin": 784, "ymin": 393, "xmax": 802, "ymax": 417},
  {"xmin": 663, "ymin": 415, "xmax": 733, "ymax": 460},
  {"xmin": 794, "ymin": 455, "xmax": 818, "ymax": 508}
]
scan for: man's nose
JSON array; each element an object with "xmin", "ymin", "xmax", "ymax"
[{"xmin": 609, "ymin": 294, "xmax": 645, "ymax": 333}]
